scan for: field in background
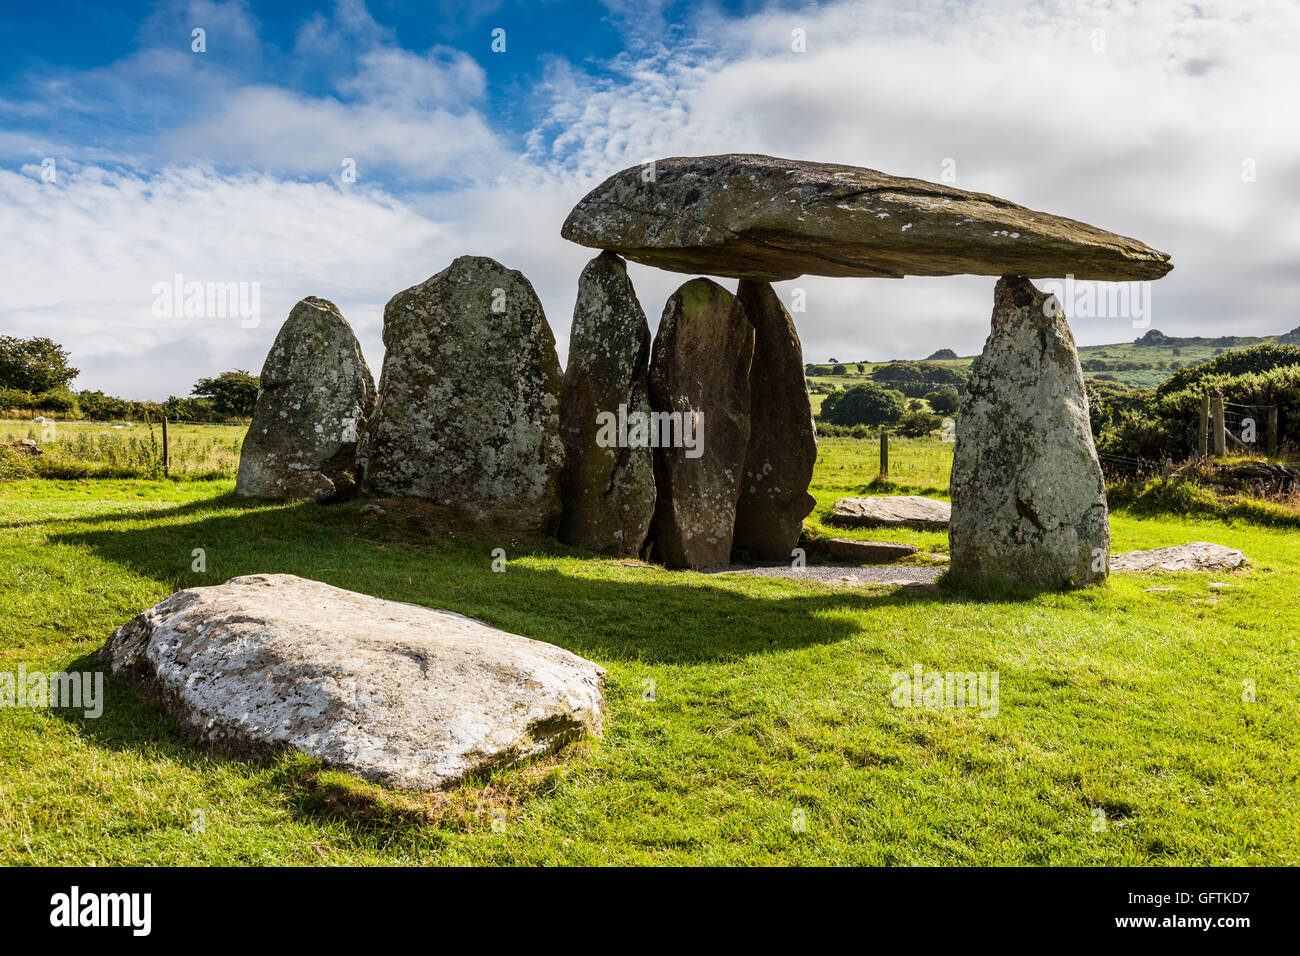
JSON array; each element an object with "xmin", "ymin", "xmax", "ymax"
[
  {"xmin": 0, "ymin": 419, "xmax": 244, "ymax": 480},
  {"xmin": 1, "ymin": 437, "xmax": 1297, "ymax": 865},
  {"xmin": 806, "ymin": 334, "xmax": 1291, "ymax": 392}
]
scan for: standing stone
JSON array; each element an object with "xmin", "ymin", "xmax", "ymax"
[
  {"xmin": 358, "ymin": 256, "xmax": 565, "ymax": 530},
  {"xmin": 558, "ymin": 252, "xmax": 656, "ymax": 554},
  {"xmin": 950, "ymin": 275, "xmax": 1109, "ymax": 588},
  {"xmin": 236, "ymin": 296, "xmax": 376, "ymax": 500},
  {"xmin": 648, "ymin": 279, "xmax": 754, "ymax": 568},
  {"xmin": 732, "ymin": 279, "xmax": 817, "ymax": 559}
]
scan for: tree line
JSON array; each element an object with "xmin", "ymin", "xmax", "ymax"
[{"xmin": 0, "ymin": 335, "xmax": 259, "ymax": 421}]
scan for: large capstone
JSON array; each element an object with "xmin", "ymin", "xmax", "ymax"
[
  {"xmin": 561, "ymin": 154, "xmax": 1173, "ymax": 282},
  {"xmin": 950, "ymin": 275, "xmax": 1109, "ymax": 588},
  {"xmin": 97, "ymin": 574, "xmax": 605, "ymax": 791},
  {"xmin": 358, "ymin": 256, "xmax": 565, "ymax": 531},
  {"xmin": 558, "ymin": 252, "xmax": 656, "ymax": 554},
  {"xmin": 731, "ymin": 279, "xmax": 817, "ymax": 559},
  {"xmin": 236, "ymin": 296, "xmax": 376, "ymax": 500},
  {"xmin": 647, "ymin": 278, "xmax": 754, "ymax": 569}
]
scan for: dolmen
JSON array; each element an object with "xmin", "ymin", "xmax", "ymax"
[
  {"xmin": 233, "ymin": 153, "xmax": 1173, "ymax": 587},
  {"xmin": 563, "ymin": 154, "xmax": 1173, "ymax": 584}
]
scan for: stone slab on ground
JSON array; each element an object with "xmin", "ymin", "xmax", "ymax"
[
  {"xmin": 1110, "ymin": 543, "xmax": 1248, "ymax": 574},
  {"xmin": 97, "ymin": 574, "xmax": 605, "ymax": 791},
  {"xmin": 826, "ymin": 539, "xmax": 919, "ymax": 562},
  {"xmin": 828, "ymin": 495, "xmax": 951, "ymax": 530},
  {"xmin": 703, "ymin": 563, "xmax": 943, "ymax": 588}
]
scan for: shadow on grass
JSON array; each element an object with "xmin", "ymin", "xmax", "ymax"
[{"xmin": 37, "ymin": 490, "xmax": 1057, "ymax": 827}]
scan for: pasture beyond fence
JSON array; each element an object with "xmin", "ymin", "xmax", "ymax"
[{"xmin": 0, "ymin": 417, "xmax": 245, "ymax": 479}]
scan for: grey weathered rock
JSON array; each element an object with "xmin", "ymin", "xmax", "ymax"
[
  {"xmin": 561, "ymin": 154, "xmax": 1173, "ymax": 282},
  {"xmin": 731, "ymin": 279, "xmax": 817, "ymax": 559},
  {"xmin": 828, "ymin": 495, "xmax": 951, "ymax": 530},
  {"xmin": 558, "ymin": 252, "xmax": 656, "ymax": 554},
  {"xmin": 97, "ymin": 574, "xmax": 605, "ymax": 792},
  {"xmin": 358, "ymin": 256, "xmax": 565, "ymax": 530},
  {"xmin": 827, "ymin": 539, "xmax": 919, "ymax": 562},
  {"xmin": 950, "ymin": 275, "xmax": 1109, "ymax": 588},
  {"xmin": 709, "ymin": 563, "xmax": 942, "ymax": 588},
  {"xmin": 648, "ymin": 278, "xmax": 754, "ymax": 568},
  {"xmin": 1110, "ymin": 543, "xmax": 1247, "ymax": 574},
  {"xmin": 236, "ymin": 297, "xmax": 376, "ymax": 500}
]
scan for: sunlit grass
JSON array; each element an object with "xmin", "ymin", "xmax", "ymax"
[{"xmin": 1, "ymin": 437, "xmax": 1296, "ymax": 865}]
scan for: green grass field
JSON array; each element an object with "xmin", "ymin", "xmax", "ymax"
[
  {"xmin": 1, "ymin": 435, "xmax": 1296, "ymax": 865},
  {"xmin": 0, "ymin": 419, "xmax": 243, "ymax": 480}
]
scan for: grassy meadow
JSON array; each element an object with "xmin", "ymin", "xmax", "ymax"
[
  {"xmin": 1, "ymin": 431, "xmax": 1297, "ymax": 865},
  {"xmin": 0, "ymin": 419, "xmax": 243, "ymax": 480}
]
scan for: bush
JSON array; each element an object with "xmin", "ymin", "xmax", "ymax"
[
  {"xmin": 820, "ymin": 383, "xmax": 906, "ymax": 427},
  {"xmin": 898, "ymin": 409, "xmax": 942, "ymax": 437},
  {"xmin": 1157, "ymin": 344, "xmax": 1300, "ymax": 396},
  {"xmin": 870, "ymin": 361, "xmax": 968, "ymax": 398},
  {"xmin": 925, "ymin": 388, "xmax": 961, "ymax": 414}
]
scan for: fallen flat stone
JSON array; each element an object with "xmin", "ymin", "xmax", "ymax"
[
  {"xmin": 561, "ymin": 154, "xmax": 1173, "ymax": 282},
  {"xmin": 828, "ymin": 495, "xmax": 951, "ymax": 530},
  {"xmin": 648, "ymin": 278, "xmax": 754, "ymax": 569},
  {"xmin": 704, "ymin": 563, "xmax": 943, "ymax": 588},
  {"xmin": 731, "ymin": 279, "xmax": 818, "ymax": 560},
  {"xmin": 236, "ymin": 297, "xmax": 377, "ymax": 500},
  {"xmin": 96, "ymin": 574, "xmax": 605, "ymax": 792},
  {"xmin": 358, "ymin": 256, "xmax": 566, "ymax": 530},
  {"xmin": 1111, "ymin": 543, "xmax": 1247, "ymax": 574},
  {"xmin": 827, "ymin": 539, "xmax": 919, "ymax": 562},
  {"xmin": 950, "ymin": 276, "xmax": 1109, "ymax": 589},
  {"xmin": 558, "ymin": 252, "xmax": 656, "ymax": 555}
]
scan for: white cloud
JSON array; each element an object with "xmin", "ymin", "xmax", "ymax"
[{"xmin": 3, "ymin": 0, "xmax": 1299, "ymax": 401}]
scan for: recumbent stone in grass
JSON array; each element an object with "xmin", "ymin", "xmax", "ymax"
[
  {"xmin": 358, "ymin": 256, "xmax": 565, "ymax": 531},
  {"xmin": 97, "ymin": 574, "xmax": 606, "ymax": 792},
  {"xmin": 236, "ymin": 296, "xmax": 376, "ymax": 500}
]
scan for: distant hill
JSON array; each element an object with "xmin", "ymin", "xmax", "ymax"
[{"xmin": 924, "ymin": 348, "xmax": 958, "ymax": 360}]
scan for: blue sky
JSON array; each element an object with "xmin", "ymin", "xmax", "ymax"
[{"xmin": 2, "ymin": 0, "xmax": 1298, "ymax": 399}]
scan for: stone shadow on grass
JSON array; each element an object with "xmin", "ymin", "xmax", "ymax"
[{"xmin": 50, "ymin": 494, "xmax": 1042, "ymax": 667}]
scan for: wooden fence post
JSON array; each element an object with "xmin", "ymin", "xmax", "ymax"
[
  {"xmin": 879, "ymin": 430, "xmax": 889, "ymax": 480},
  {"xmin": 1268, "ymin": 405, "xmax": 1279, "ymax": 456},
  {"xmin": 1212, "ymin": 394, "xmax": 1226, "ymax": 457},
  {"xmin": 161, "ymin": 416, "xmax": 170, "ymax": 478},
  {"xmin": 1198, "ymin": 394, "xmax": 1209, "ymax": 460}
]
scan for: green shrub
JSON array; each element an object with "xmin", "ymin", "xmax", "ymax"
[{"xmin": 820, "ymin": 382, "xmax": 906, "ymax": 427}]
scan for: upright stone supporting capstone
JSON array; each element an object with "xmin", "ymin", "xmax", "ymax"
[
  {"xmin": 558, "ymin": 252, "xmax": 656, "ymax": 554},
  {"xmin": 648, "ymin": 278, "xmax": 754, "ymax": 569},
  {"xmin": 949, "ymin": 275, "xmax": 1109, "ymax": 588},
  {"xmin": 731, "ymin": 279, "xmax": 817, "ymax": 559},
  {"xmin": 357, "ymin": 256, "xmax": 565, "ymax": 531},
  {"xmin": 236, "ymin": 296, "xmax": 376, "ymax": 500}
]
